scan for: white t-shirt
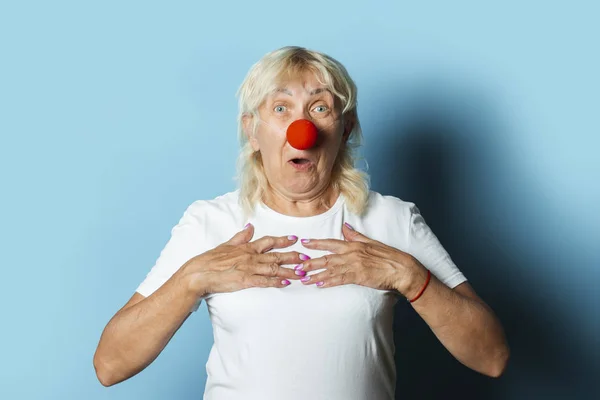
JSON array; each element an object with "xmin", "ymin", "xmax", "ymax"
[{"xmin": 136, "ymin": 189, "xmax": 467, "ymax": 400}]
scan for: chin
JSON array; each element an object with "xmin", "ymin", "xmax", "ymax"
[{"xmin": 286, "ymin": 178, "xmax": 326, "ymax": 195}]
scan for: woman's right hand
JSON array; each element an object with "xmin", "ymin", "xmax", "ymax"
[{"xmin": 179, "ymin": 223, "xmax": 307, "ymax": 297}]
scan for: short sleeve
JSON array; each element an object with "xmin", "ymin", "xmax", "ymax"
[
  {"xmin": 407, "ymin": 203, "xmax": 467, "ymax": 289},
  {"xmin": 136, "ymin": 202, "xmax": 205, "ymax": 312}
]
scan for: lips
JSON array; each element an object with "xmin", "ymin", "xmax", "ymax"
[
  {"xmin": 288, "ymin": 153, "xmax": 314, "ymax": 163},
  {"xmin": 290, "ymin": 158, "xmax": 310, "ymax": 165},
  {"xmin": 288, "ymin": 157, "xmax": 314, "ymax": 170}
]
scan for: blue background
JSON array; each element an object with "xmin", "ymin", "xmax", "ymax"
[{"xmin": 1, "ymin": 1, "xmax": 598, "ymax": 399}]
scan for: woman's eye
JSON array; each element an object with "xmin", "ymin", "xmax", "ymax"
[
  {"xmin": 274, "ymin": 105, "xmax": 287, "ymax": 113},
  {"xmin": 313, "ymin": 105, "xmax": 328, "ymax": 113}
]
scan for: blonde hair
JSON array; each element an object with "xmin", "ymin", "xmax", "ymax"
[{"xmin": 235, "ymin": 46, "xmax": 370, "ymax": 217}]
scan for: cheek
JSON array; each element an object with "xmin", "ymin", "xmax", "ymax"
[
  {"xmin": 258, "ymin": 134, "xmax": 287, "ymax": 165},
  {"xmin": 257, "ymin": 127, "xmax": 286, "ymax": 148},
  {"xmin": 320, "ymin": 129, "xmax": 344, "ymax": 155}
]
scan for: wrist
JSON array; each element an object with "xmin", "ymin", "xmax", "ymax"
[
  {"xmin": 177, "ymin": 258, "xmax": 210, "ymax": 299},
  {"xmin": 407, "ymin": 268, "xmax": 431, "ymax": 303},
  {"xmin": 397, "ymin": 260, "xmax": 429, "ymax": 299}
]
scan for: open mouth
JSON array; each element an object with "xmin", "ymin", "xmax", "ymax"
[
  {"xmin": 290, "ymin": 158, "xmax": 311, "ymax": 165},
  {"xmin": 288, "ymin": 158, "xmax": 313, "ymax": 170}
]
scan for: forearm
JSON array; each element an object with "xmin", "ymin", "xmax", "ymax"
[
  {"xmin": 93, "ymin": 271, "xmax": 199, "ymax": 386},
  {"xmin": 405, "ymin": 273, "xmax": 509, "ymax": 377}
]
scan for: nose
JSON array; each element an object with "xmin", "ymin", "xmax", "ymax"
[{"xmin": 286, "ymin": 119, "xmax": 318, "ymax": 150}]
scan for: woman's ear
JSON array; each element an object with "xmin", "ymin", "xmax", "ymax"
[{"xmin": 242, "ymin": 114, "xmax": 260, "ymax": 151}]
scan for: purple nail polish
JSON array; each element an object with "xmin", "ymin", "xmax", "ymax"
[
  {"xmin": 294, "ymin": 264, "xmax": 304, "ymax": 270},
  {"xmin": 299, "ymin": 253, "xmax": 311, "ymax": 261},
  {"xmin": 288, "ymin": 235, "xmax": 298, "ymax": 241},
  {"xmin": 301, "ymin": 238, "xmax": 310, "ymax": 244},
  {"xmin": 295, "ymin": 269, "xmax": 306, "ymax": 277},
  {"xmin": 244, "ymin": 223, "xmax": 251, "ymax": 229},
  {"xmin": 301, "ymin": 276, "xmax": 311, "ymax": 282},
  {"xmin": 281, "ymin": 279, "xmax": 290, "ymax": 285},
  {"xmin": 344, "ymin": 222, "xmax": 354, "ymax": 230},
  {"xmin": 316, "ymin": 281, "xmax": 324, "ymax": 287}
]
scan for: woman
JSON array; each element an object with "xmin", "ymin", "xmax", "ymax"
[{"xmin": 93, "ymin": 46, "xmax": 509, "ymax": 399}]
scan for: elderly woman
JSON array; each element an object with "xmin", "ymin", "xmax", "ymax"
[{"xmin": 94, "ymin": 46, "xmax": 509, "ymax": 399}]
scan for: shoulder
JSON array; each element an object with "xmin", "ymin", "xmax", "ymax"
[
  {"xmin": 363, "ymin": 190, "xmax": 417, "ymax": 221},
  {"xmin": 349, "ymin": 190, "xmax": 418, "ymax": 250},
  {"xmin": 182, "ymin": 189, "xmax": 243, "ymax": 221}
]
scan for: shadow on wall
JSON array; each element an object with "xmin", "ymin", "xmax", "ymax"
[{"xmin": 363, "ymin": 79, "xmax": 598, "ymax": 400}]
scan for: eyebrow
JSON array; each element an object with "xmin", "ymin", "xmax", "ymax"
[
  {"xmin": 274, "ymin": 87, "xmax": 331, "ymax": 96},
  {"xmin": 309, "ymin": 88, "xmax": 330, "ymax": 96}
]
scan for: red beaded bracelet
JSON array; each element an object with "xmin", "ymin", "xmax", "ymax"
[{"xmin": 409, "ymin": 269, "xmax": 431, "ymax": 303}]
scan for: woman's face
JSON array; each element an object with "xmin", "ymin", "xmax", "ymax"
[{"xmin": 244, "ymin": 72, "xmax": 351, "ymax": 201}]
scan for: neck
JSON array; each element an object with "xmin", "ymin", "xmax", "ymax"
[{"xmin": 262, "ymin": 184, "xmax": 340, "ymax": 217}]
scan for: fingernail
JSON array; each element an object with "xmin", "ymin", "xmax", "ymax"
[
  {"xmin": 244, "ymin": 223, "xmax": 252, "ymax": 229},
  {"xmin": 281, "ymin": 279, "xmax": 290, "ymax": 285},
  {"xmin": 301, "ymin": 238, "xmax": 310, "ymax": 244},
  {"xmin": 299, "ymin": 253, "xmax": 311, "ymax": 260},
  {"xmin": 301, "ymin": 276, "xmax": 311, "ymax": 282},
  {"xmin": 294, "ymin": 264, "xmax": 304, "ymax": 270},
  {"xmin": 316, "ymin": 281, "xmax": 324, "ymax": 287},
  {"xmin": 295, "ymin": 269, "xmax": 306, "ymax": 276},
  {"xmin": 288, "ymin": 235, "xmax": 298, "ymax": 241},
  {"xmin": 344, "ymin": 222, "xmax": 354, "ymax": 230}
]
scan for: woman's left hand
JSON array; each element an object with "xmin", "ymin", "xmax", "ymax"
[{"xmin": 298, "ymin": 223, "xmax": 429, "ymax": 297}]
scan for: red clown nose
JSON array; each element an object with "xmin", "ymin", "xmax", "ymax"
[{"xmin": 286, "ymin": 119, "xmax": 318, "ymax": 150}]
